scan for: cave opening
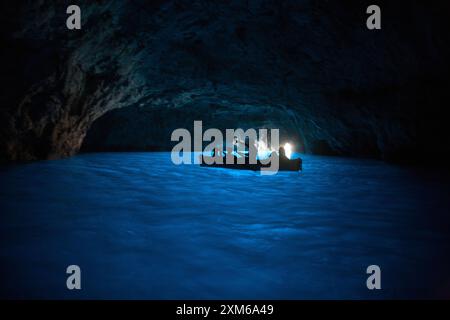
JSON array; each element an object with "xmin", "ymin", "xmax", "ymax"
[{"xmin": 80, "ymin": 102, "xmax": 306, "ymax": 155}]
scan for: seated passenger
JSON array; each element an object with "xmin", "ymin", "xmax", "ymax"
[
  {"xmin": 247, "ymin": 144, "xmax": 258, "ymax": 164},
  {"xmin": 225, "ymin": 146, "xmax": 238, "ymax": 164},
  {"xmin": 279, "ymin": 146, "xmax": 288, "ymax": 160}
]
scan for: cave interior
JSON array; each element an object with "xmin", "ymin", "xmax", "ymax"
[{"xmin": 1, "ymin": 0, "xmax": 449, "ymax": 164}]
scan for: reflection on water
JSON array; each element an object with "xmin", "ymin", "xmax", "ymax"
[{"xmin": 1, "ymin": 152, "xmax": 449, "ymax": 299}]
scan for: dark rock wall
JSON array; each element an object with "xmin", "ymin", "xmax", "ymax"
[
  {"xmin": 81, "ymin": 102, "xmax": 302, "ymax": 152},
  {"xmin": 1, "ymin": 0, "xmax": 450, "ymax": 162}
]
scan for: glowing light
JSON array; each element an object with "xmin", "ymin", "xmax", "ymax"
[
  {"xmin": 284, "ymin": 143, "xmax": 292, "ymax": 159},
  {"xmin": 256, "ymin": 140, "xmax": 272, "ymax": 158}
]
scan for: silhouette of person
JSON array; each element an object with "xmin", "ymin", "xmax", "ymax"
[{"xmin": 279, "ymin": 146, "xmax": 288, "ymax": 160}]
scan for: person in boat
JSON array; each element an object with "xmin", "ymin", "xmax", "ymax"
[
  {"xmin": 225, "ymin": 146, "xmax": 239, "ymax": 164},
  {"xmin": 234, "ymin": 136, "xmax": 255, "ymax": 162},
  {"xmin": 232, "ymin": 137, "xmax": 240, "ymax": 154},
  {"xmin": 268, "ymin": 146, "xmax": 289, "ymax": 164},
  {"xmin": 237, "ymin": 145, "xmax": 258, "ymax": 165},
  {"xmin": 278, "ymin": 146, "xmax": 289, "ymax": 161}
]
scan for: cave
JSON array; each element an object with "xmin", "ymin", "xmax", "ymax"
[
  {"xmin": 81, "ymin": 103, "xmax": 304, "ymax": 153},
  {"xmin": 1, "ymin": 0, "xmax": 449, "ymax": 163},
  {"xmin": 1, "ymin": 0, "xmax": 450, "ymax": 300}
]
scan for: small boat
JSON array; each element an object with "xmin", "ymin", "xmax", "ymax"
[{"xmin": 199, "ymin": 155, "xmax": 302, "ymax": 172}]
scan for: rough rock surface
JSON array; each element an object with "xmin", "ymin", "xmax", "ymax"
[
  {"xmin": 81, "ymin": 102, "xmax": 303, "ymax": 152},
  {"xmin": 1, "ymin": 0, "xmax": 450, "ymax": 162}
]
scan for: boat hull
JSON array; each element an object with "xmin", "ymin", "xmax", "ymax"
[{"xmin": 199, "ymin": 156, "xmax": 302, "ymax": 172}]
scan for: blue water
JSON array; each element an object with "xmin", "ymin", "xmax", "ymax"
[{"xmin": 1, "ymin": 152, "xmax": 450, "ymax": 299}]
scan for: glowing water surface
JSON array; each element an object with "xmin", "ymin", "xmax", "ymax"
[{"xmin": 1, "ymin": 152, "xmax": 449, "ymax": 299}]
